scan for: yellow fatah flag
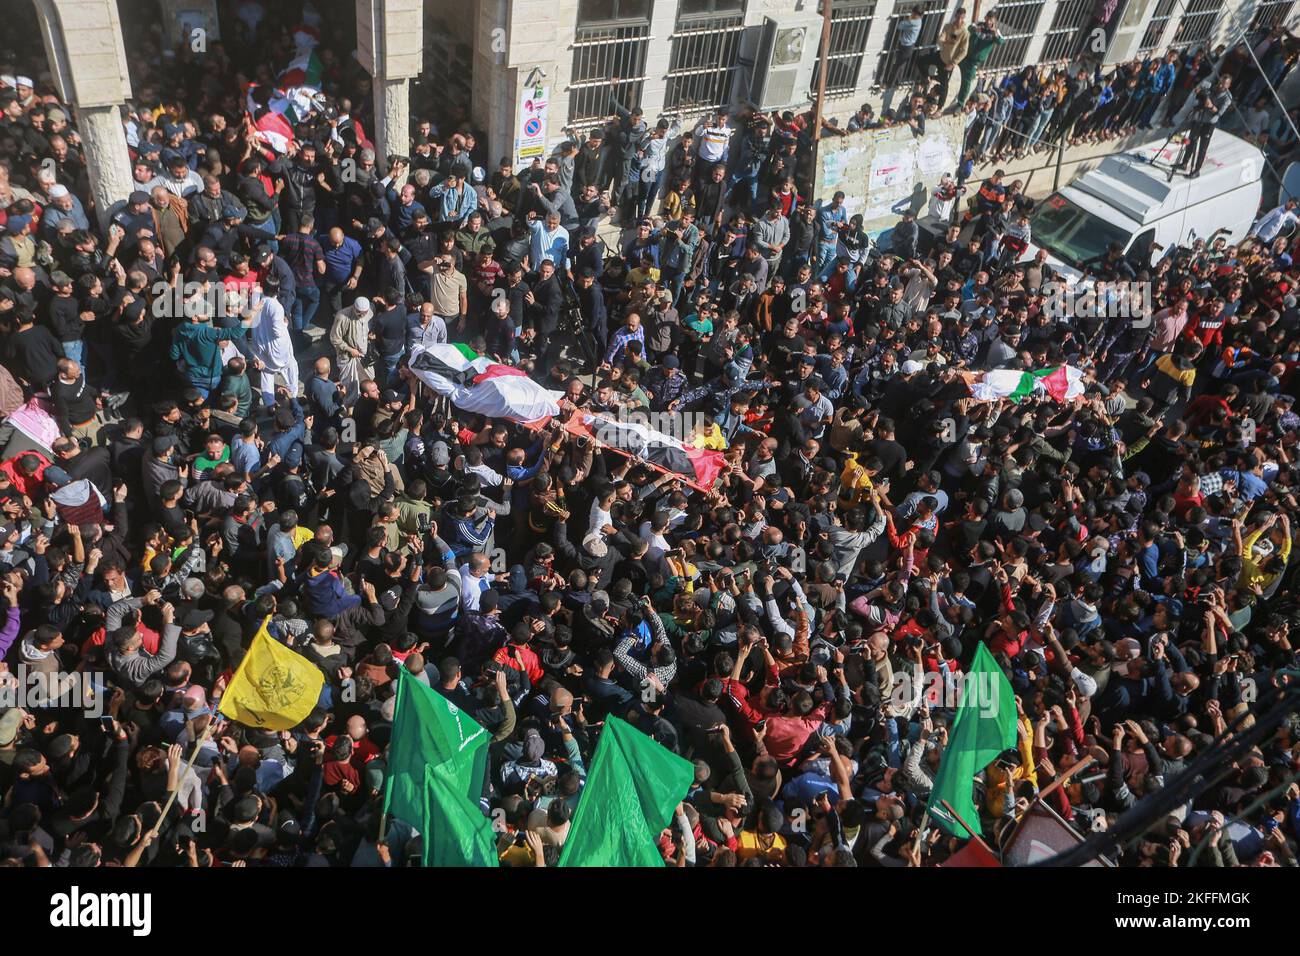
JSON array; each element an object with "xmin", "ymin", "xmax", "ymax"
[{"xmin": 218, "ymin": 617, "xmax": 324, "ymax": 731}]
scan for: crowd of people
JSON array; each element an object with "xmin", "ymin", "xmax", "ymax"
[
  {"xmin": 0, "ymin": 3, "xmax": 1299, "ymax": 870},
  {"xmin": 874, "ymin": 12, "xmax": 1300, "ymax": 175}
]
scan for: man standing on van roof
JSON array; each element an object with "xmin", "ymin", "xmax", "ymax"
[
  {"xmin": 1251, "ymin": 198, "xmax": 1300, "ymax": 243},
  {"xmin": 1176, "ymin": 75, "xmax": 1233, "ymax": 179}
]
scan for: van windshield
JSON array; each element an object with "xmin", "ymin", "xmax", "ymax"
[{"xmin": 1029, "ymin": 193, "xmax": 1132, "ymax": 269}]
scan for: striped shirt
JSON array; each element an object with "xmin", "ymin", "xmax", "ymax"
[{"xmin": 279, "ymin": 232, "xmax": 325, "ymax": 286}]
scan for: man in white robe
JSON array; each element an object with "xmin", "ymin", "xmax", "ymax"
[{"xmin": 245, "ymin": 293, "xmax": 299, "ymax": 405}]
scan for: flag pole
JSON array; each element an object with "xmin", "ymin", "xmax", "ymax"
[
  {"xmin": 377, "ymin": 670, "xmax": 406, "ymax": 845},
  {"xmin": 912, "ymin": 810, "xmax": 929, "ymax": 863},
  {"xmin": 1028, "ymin": 754, "xmax": 1096, "ymax": 811},
  {"xmin": 938, "ymin": 798, "xmax": 998, "ymax": 857},
  {"xmin": 149, "ymin": 720, "xmax": 215, "ymax": 838}
]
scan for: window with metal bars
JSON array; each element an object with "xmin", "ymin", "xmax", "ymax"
[
  {"xmin": 1250, "ymin": 0, "xmax": 1296, "ymax": 31},
  {"xmin": 976, "ymin": 0, "xmax": 1043, "ymax": 74},
  {"xmin": 569, "ymin": 20, "xmax": 652, "ymax": 125},
  {"xmin": 1168, "ymin": 0, "xmax": 1221, "ymax": 50},
  {"xmin": 814, "ymin": 0, "xmax": 877, "ymax": 96},
  {"xmin": 1039, "ymin": 0, "xmax": 1094, "ymax": 65},
  {"xmin": 874, "ymin": 0, "xmax": 952, "ymax": 85},
  {"xmin": 1138, "ymin": 0, "xmax": 1178, "ymax": 54},
  {"xmin": 664, "ymin": 3, "xmax": 748, "ymax": 113}
]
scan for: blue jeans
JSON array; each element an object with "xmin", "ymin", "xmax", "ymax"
[
  {"xmin": 292, "ymin": 283, "xmax": 322, "ymax": 331},
  {"xmin": 249, "ymin": 217, "xmax": 278, "ymax": 251},
  {"xmin": 815, "ymin": 244, "xmax": 838, "ymax": 281},
  {"xmin": 379, "ymin": 350, "xmax": 405, "ymax": 386},
  {"xmin": 190, "ymin": 373, "xmax": 222, "ymax": 399},
  {"xmin": 1025, "ymin": 110, "xmax": 1054, "ymax": 151},
  {"xmin": 61, "ymin": 340, "xmax": 84, "ymax": 367},
  {"xmin": 634, "ymin": 179, "xmax": 659, "ymax": 222}
]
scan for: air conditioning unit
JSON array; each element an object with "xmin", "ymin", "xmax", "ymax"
[{"xmin": 744, "ymin": 16, "xmax": 822, "ymax": 112}]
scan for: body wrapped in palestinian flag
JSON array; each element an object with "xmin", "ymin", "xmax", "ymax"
[
  {"xmin": 564, "ymin": 412, "xmax": 727, "ymax": 492},
  {"xmin": 408, "ymin": 343, "xmax": 562, "ymax": 426},
  {"xmin": 963, "ymin": 365, "xmax": 1087, "ymax": 403}
]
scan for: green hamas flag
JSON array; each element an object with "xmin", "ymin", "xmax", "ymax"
[
  {"xmin": 383, "ymin": 669, "xmax": 496, "ymax": 866},
  {"xmin": 558, "ymin": 716, "xmax": 694, "ymax": 867},
  {"xmin": 926, "ymin": 643, "xmax": 1018, "ymax": 838}
]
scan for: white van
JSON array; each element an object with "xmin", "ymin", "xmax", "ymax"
[{"xmin": 1026, "ymin": 129, "xmax": 1263, "ymax": 282}]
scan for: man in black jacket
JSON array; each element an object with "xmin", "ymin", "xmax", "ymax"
[{"xmin": 8, "ymin": 308, "xmax": 63, "ymax": 387}]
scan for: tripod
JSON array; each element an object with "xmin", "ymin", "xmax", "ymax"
[{"xmin": 1146, "ymin": 123, "xmax": 1190, "ymax": 183}]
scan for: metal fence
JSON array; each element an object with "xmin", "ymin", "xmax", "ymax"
[
  {"xmin": 1250, "ymin": 0, "xmax": 1296, "ymax": 31},
  {"xmin": 569, "ymin": 21, "xmax": 652, "ymax": 124},
  {"xmin": 1168, "ymin": 0, "xmax": 1221, "ymax": 50},
  {"xmin": 815, "ymin": 0, "xmax": 877, "ymax": 96},
  {"xmin": 665, "ymin": 12, "xmax": 747, "ymax": 113},
  {"xmin": 1039, "ymin": 0, "xmax": 1095, "ymax": 65},
  {"xmin": 978, "ymin": 0, "xmax": 1045, "ymax": 75},
  {"xmin": 1139, "ymin": 0, "xmax": 1179, "ymax": 54},
  {"xmin": 874, "ymin": 0, "xmax": 952, "ymax": 86}
]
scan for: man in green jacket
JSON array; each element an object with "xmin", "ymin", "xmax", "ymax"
[
  {"xmin": 169, "ymin": 312, "xmax": 230, "ymax": 398},
  {"xmin": 956, "ymin": 13, "xmax": 1005, "ymax": 111}
]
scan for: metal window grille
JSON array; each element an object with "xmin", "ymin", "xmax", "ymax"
[
  {"xmin": 977, "ymin": 0, "xmax": 1044, "ymax": 75},
  {"xmin": 874, "ymin": 0, "xmax": 952, "ymax": 85},
  {"xmin": 1168, "ymin": 0, "xmax": 1221, "ymax": 50},
  {"xmin": 569, "ymin": 21, "xmax": 652, "ymax": 124},
  {"xmin": 814, "ymin": 0, "xmax": 877, "ymax": 96},
  {"xmin": 1039, "ymin": 0, "xmax": 1095, "ymax": 65},
  {"xmin": 1138, "ymin": 0, "xmax": 1178, "ymax": 54},
  {"xmin": 1250, "ymin": 0, "xmax": 1296, "ymax": 31},
  {"xmin": 665, "ymin": 12, "xmax": 747, "ymax": 113}
]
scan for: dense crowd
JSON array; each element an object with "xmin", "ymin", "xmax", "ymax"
[{"xmin": 0, "ymin": 3, "xmax": 1299, "ymax": 869}]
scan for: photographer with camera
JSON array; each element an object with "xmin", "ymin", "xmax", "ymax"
[{"xmin": 1175, "ymin": 74, "xmax": 1233, "ymax": 179}]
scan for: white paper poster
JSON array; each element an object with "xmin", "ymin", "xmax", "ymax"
[
  {"xmin": 917, "ymin": 136, "xmax": 956, "ymax": 178},
  {"xmin": 870, "ymin": 150, "xmax": 912, "ymax": 192},
  {"xmin": 515, "ymin": 85, "xmax": 550, "ymax": 166}
]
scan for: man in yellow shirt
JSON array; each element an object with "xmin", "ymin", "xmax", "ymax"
[
  {"xmin": 1237, "ymin": 512, "xmax": 1292, "ymax": 593},
  {"xmin": 839, "ymin": 450, "xmax": 882, "ymax": 511},
  {"xmin": 736, "ymin": 802, "xmax": 788, "ymax": 864}
]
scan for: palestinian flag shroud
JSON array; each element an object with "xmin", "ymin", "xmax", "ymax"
[
  {"xmin": 966, "ymin": 365, "xmax": 1086, "ymax": 403},
  {"xmin": 250, "ymin": 109, "xmax": 295, "ymax": 155},
  {"xmin": 280, "ymin": 26, "xmax": 324, "ymax": 88},
  {"xmin": 411, "ymin": 343, "xmax": 494, "ymax": 385},
  {"xmin": 567, "ymin": 413, "xmax": 727, "ymax": 491},
  {"xmin": 409, "ymin": 344, "xmax": 562, "ymax": 425}
]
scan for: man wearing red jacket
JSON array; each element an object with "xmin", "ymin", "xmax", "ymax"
[
  {"xmin": 0, "ymin": 450, "xmax": 50, "ymax": 499},
  {"xmin": 1183, "ymin": 298, "xmax": 1228, "ymax": 351},
  {"xmin": 493, "ymin": 623, "xmax": 545, "ymax": 686}
]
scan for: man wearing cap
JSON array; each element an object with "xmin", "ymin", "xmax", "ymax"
[
  {"xmin": 110, "ymin": 189, "xmax": 156, "ymax": 248},
  {"xmin": 38, "ymin": 184, "xmax": 87, "ymax": 241},
  {"xmin": 571, "ymin": 128, "xmax": 607, "ymax": 198},
  {"xmin": 330, "ymin": 296, "xmax": 375, "ymax": 404},
  {"xmin": 149, "ymin": 150, "xmax": 203, "ymax": 199}
]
